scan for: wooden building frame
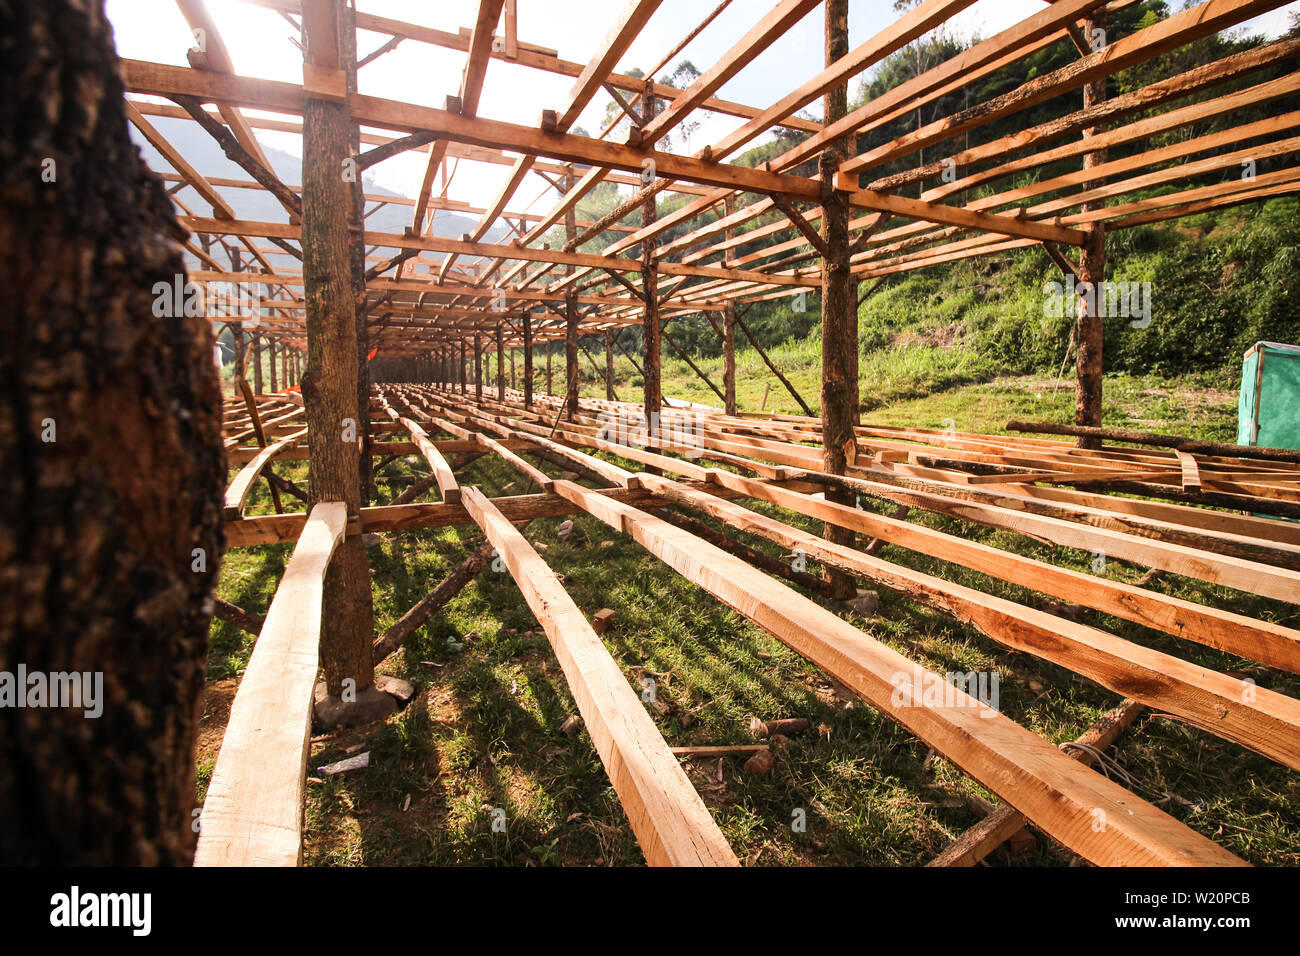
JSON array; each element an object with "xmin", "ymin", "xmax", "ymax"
[{"xmin": 143, "ymin": 0, "xmax": 1300, "ymax": 866}]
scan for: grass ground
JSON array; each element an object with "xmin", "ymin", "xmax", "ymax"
[
  {"xmin": 204, "ymin": 359, "xmax": 1298, "ymax": 866},
  {"xmin": 574, "ymin": 334, "xmax": 1240, "ymax": 439}
]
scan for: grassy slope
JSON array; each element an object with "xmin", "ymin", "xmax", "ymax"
[{"xmin": 207, "ymin": 362, "xmax": 1298, "ymax": 867}]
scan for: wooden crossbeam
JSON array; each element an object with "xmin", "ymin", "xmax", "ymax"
[
  {"xmin": 178, "ymin": 216, "xmax": 819, "ymax": 288},
  {"xmin": 224, "ymin": 427, "xmax": 308, "ymax": 519},
  {"xmin": 930, "ymin": 699, "xmax": 1147, "ymax": 867},
  {"xmin": 460, "ymin": 486, "xmax": 737, "ymax": 866},
  {"xmin": 544, "ymin": 478, "xmax": 1244, "ymax": 866},
  {"xmin": 411, "ymin": 0, "xmax": 504, "ymax": 235},
  {"xmin": 838, "ymin": 0, "xmax": 1287, "ymax": 179},
  {"xmin": 125, "ymin": 100, "xmax": 235, "ymax": 219},
  {"xmin": 172, "ymin": 93, "xmax": 302, "ymax": 219},
  {"xmin": 195, "ymin": 502, "xmax": 347, "ymax": 866},
  {"xmin": 768, "ymin": 192, "xmax": 831, "ymax": 259},
  {"xmin": 639, "ymin": 0, "xmax": 821, "ymax": 145}
]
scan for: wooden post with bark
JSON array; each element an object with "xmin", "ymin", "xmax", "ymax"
[
  {"xmin": 340, "ymin": 1, "xmax": 372, "ymax": 502},
  {"xmin": 564, "ymin": 167, "xmax": 580, "ymax": 421},
  {"xmin": 0, "ymin": 0, "xmax": 225, "ymax": 864},
  {"xmin": 640, "ymin": 79, "xmax": 662, "ymax": 424},
  {"xmin": 300, "ymin": 0, "xmax": 375, "ymax": 700},
  {"xmin": 474, "ymin": 334, "xmax": 483, "ymax": 402},
  {"xmin": 605, "ymin": 329, "xmax": 616, "ymax": 401},
  {"xmin": 723, "ymin": 195, "xmax": 738, "ymax": 416},
  {"xmin": 819, "ymin": 0, "xmax": 857, "ymax": 600},
  {"xmin": 252, "ymin": 332, "xmax": 264, "ymax": 393},
  {"xmin": 1075, "ymin": 10, "xmax": 1109, "ymax": 448},
  {"xmin": 523, "ymin": 310, "xmax": 534, "ymax": 409},
  {"xmin": 496, "ymin": 323, "xmax": 505, "ymax": 401}
]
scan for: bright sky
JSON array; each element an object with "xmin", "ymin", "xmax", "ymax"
[{"xmin": 108, "ymin": 0, "xmax": 1300, "ymax": 216}]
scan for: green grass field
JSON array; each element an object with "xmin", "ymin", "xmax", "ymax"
[{"xmin": 205, "ymin": 356, "xmax": 1298, "ymax": 866}]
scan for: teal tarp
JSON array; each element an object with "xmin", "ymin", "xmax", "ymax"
[{"xmin": 1237, "ymin": 342, "xmax": 1300, "ymax": 450}]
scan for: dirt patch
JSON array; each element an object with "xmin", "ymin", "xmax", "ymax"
[
  {"xmin": 891, "ymin": 321, "xmax": 966, "ymax": 350},
  {"xmin": 196, "ymin": 677, "xmax": 239, "ymax": 768}
]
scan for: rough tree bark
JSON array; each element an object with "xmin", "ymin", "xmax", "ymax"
[
  {"xmin": 301, "ymin": 0, "xmax": 375, "ymax": 697},
  {"xmin": 252, "ymin": 332, "xmax": 263, "ymax": 393},
  {"xmin": 640, "ymin": 81, "xmax": 662, "ymax": 425},
  {"xmin": 564, "ymin": 167, "xmax": 580, "ymax": 421},
  {"xmin": 723, "ymin": 196, "xmax": 738, "ymax": 417},
  {"xmin": 1075, "ymin": 11, "xmax": 1109, "ymax": 448},
  {"xmin": 819, "ymin": 0, "xmax": 857, "ymax": 600},
  {"xmin": 605, "ymin": 330, "xmax": 616, "ymax": 401},
  {"xmin": 496, "ymin": 324, "xmax": 505, "ymax": 401},
  {"xmin": 0, "ymin": 0, "xmax": 225, "ymax": 864},
  {"xmin": 474, "ymin": 334, "xmax": 483, "ymax": 402},
  {"xmin": 522, "ymin": 311, "xmax": 534, "ymax": 409},
  {"xmin": 340, "ymin": 1, "xmax": 373, "ymax": 501}
]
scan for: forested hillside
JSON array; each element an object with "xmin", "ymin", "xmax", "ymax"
[{"xmin": 564, "ymin": 1, "xmax": 1300, "ymax": 395}]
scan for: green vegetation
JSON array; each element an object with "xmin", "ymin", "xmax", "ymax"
[
  {"xmin": 208, "ymin": 376, "xmax": 1299, "ymax": 867},
  {"xmin": 203, "ymin": 4, "xmax": 1300, "ymax": 867},
  {"xmin": 547, "ymin": 2, "xmax": 1300, "ymax": 394}
]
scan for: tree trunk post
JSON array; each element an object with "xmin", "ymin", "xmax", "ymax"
[
  {"xmin": 819, "ymin": 0, "xmax": 857, "ymax": 600},
  {"xmin": 1076, "ymin": 224, "xmax": 1106, "ymax": 440},
  {"xmin": 301, "ymin": 0, "xmax": 375, "ymax": 699},
  {"xmin": 723, "ymin": 196, "xmax": 737, "ymax": 416},
  {"xmin": 1076, "ymin": 11, "xmax": 1109, "ymax": 448},
  {"xmin": 496, "ymin": 322, "xmax": 505, "ymax": 402},
  {"xmin": 605, "ymin": 329, "xmax": 616, "ymax": 401},
  {"xmin": 252, "ymin": 332, "xmax": 264, "ymax": 394},
  {"xmin": 340, "ymin": 2, "xmax": 372, "ymax": 503},
  {"xmin": 639, "ymin": 80, "xmax": 661, "ymax": 428},
  {"xmin": 474, "ymin": 334, "xmax": 483, "ymax": 402},
  {"xmin": 523, "ymin": 310, "xmax": 534, "ymax": 409},
  {"xmin": 0, "ymin": 0, "xmax": 225, "ymax": 863},
  {"xmin": 563, "ymin": 167, "xmax": 580, "ymax": 421}
]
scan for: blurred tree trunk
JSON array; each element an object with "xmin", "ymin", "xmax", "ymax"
[{"xmin": 0, "ymin": 0, "xmax": 225, "ymax": 864}]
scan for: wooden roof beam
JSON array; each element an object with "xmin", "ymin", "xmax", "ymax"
[
  {"xmin": 449, "ymin": 1, "xmax": 663, "ymax": 286},
  {"xmin": 179, "ymin": 216, "xmax": 821, "ymax": 289},
  {"xmin": 175, "ymin": 0, "xmax": 276, "ymax": 172},
  {"xmin": 411, "ymin": 0, "xmax": 505, "ymax": 236},
  {"xmin": 241, "ymin": 0, "xmax": 821, "ymax": 134},
  {"xmin": 764, "ymin": 0, "xmax": 1112, "ymax": 175},
  {"xmin": 839, "ymin": 179, "xmax": 1086, "ymax": 246},
  {"xmin": 125, "ymin": 100, "xmax": 236, "ymax": 220},
  {"xmin": 838, "ymin": 0, "xmax": 1291, "ymax": 179},
  {"xmin": 638, "ymin": 0, "xmax": 820, "ymax": 146},
  {"xmin": 711, "ymin": 0, "xmax": 980, "ymax": 160},
  {"xmin": 846, "ymin": 114, "xmax": 1300, "ymax": 267}
]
